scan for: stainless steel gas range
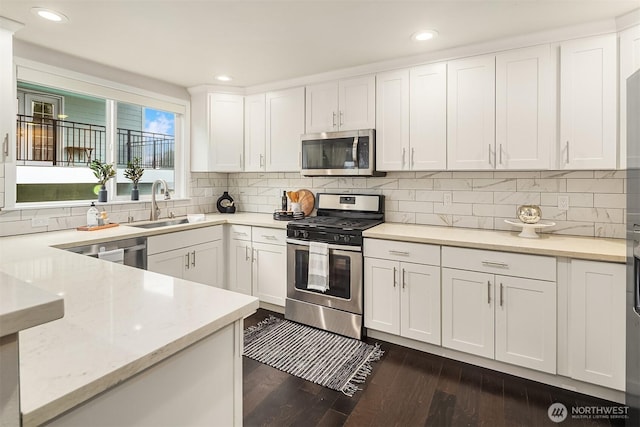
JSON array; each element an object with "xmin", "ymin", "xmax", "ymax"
[{"xmin": 285, "ymin": 193, "xmax": 384, "ymax": 339}]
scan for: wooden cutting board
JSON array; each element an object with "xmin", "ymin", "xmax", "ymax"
[{"xmin": 297, "ymin": 189, "xmax": 315, "ymax": 217}]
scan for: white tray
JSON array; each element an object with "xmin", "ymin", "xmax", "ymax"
[{"xmin": 504, "ymin": 219, "xmax": 556, "ymax": 238}]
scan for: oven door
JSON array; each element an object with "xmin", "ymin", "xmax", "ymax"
[{"xmin": 286, "ymin": 238, "xmax": 363, "ymax": 314}]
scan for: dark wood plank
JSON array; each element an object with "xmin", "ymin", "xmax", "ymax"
[
  {"xmin": 424, "ymin": 359, "xmax": 461, "ymax": 426},
  {"xmin": 316, "ymin": 409, "xmax": 348, "ymax": 427},
  {"xmin": 243, "ymin": 361, "xmax": 291, "ymax": 417},
  {"xmin": 478, "ymin": 370, "xmax": 505, "ymax": 427},
  {"xmin": 502, "ymin": 374, "xmax": 530, "ymax": 427},
  {"xmin": 342, "ymin": 342, "xmax": 407, "ymax": 426},
  {"xmin": 451, "ymin": 364, "xmax": 483, "ymax": 427}
]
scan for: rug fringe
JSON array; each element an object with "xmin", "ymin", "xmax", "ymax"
[
  {"xmin": 244, "ymin": 315, "xmax": 280, "ymax": 334},
  {"xmin": 341, "ymin": 343, "xmax": 384, "ymax": 397}
]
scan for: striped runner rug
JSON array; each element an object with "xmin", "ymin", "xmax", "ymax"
[{"xmin": 243, "ymin": 316, "xmax": 383, "ymax": 397}]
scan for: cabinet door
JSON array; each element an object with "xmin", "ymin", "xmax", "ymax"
[
  {"xmin": 0, "ymin": 25, "xmax": 18, "ymax": 167},
  {"xmin": 442, "ymin": 268, "xmax": 494, "ymax": 358},
  {"xmin": 495, "ymin": 275, "xmax": 556, "ymax": 374},
  {"xmin": 619, "ymin": 25, "xmax": 640, "ymax": 169},
  {"xmin": 409, "ymin": 63, "xmax": 447, "ymax": 170},
  {"xmin": 569, "ymin": 260, "xmax": 625, "ymax": 390},
  {"xmin": 305, "ymin": 81, "xmax": 338, "ymax": 133},
  {"xmin": 244, "ymin": 93, "xmax": 266, "ymax": 172},
  {"xmin": 400, "ymin": 262, "xmax": 440, "ymax": 345},
  {"xmin": 227, "ymin": 238, "xmax": 253, "ymax": 295},
  {"xmin": 252, "ymin": 242, "xmax": 287, "ymax": 306},
  {"xmin": 265, "ymin": 87, "xmax": 305, "ymax": 172},
  {"xmin": 208, "ymin": 94, "xmax": 244, "ymax": 172},
  {"xmin": 495, "ymin": 45, "xmax": 552, "ymax": 170},
  {"xmin": 560, "ymin": 34, "xmax": 616, "ymax": 169},
  {"xmin": 447, "ymin": 55, "xmax": 496, "ymax": 170},
  {"xmin": 338, "ymin": 75, "xmax": 375, "ymax": 131},
  {"xmin": 184, "ymin": 240, "xmax": 223, "ymax": 288},
  {"xmin": 147, "ymin": 249, "xmax": 186, "ymax": 279},
  {"xmin": 364, "ymin": 257, "xmax": 400, "ymax": 334},
  {"xmin": 375, "ymin": 69, "xmax": 410, "ymax": 171}
]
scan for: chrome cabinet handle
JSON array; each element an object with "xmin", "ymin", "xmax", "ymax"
[
  {"xmin": 565, "ymin": 141, "xmax": 570, "ymax": 164},
  {"xmin": 253, "ymin": 248, "xmax": 257, "ymax": 262},
  {"xmin": 235, "ymin": 231, "xmax": 248, "ymax": 237},
  {"xmin": 245, "ymin": 246, "xmax": 250, "ymax": 261},
  {"xmin": 262, "ymin": 235, "xmax": 277, "ymax": 240},
  {"xmin": 411, "ymin": 148, "xmax": 415, "ymax": 168},
  {"xmin": 2, "ymin": 133, "xmax": 8, "ymax": 156},
  {"xmin": 402, "ymin": 148, "xmax": 406, "ymax": 168},
  {"xmin": 487, "ymin": 281, "xmax": 491, "ymax": 304},
  {"xmin": 482, "ymin": 260, "xmax": 508, "ymax": 268},
  {"xmin": 185, "ymin": 253, "xmax": 190, "ymax": 270},
  {"xmin": 500, "ymin": 283, "xmax": 504, "ymax": 307},
  {"xmin": 339, "ymin": 110, "xmax": 344, "ymax": 126},
  {"xmin": 389, "ymin": 250, "xmax": 410, "ymax": 256},
  {"xmin": 239, "ymin": 153, "xmax": 243, "ymax": 167},
  {"xmin": 191, "ymin": 250, "xmax": 196, "ymax": 267},
  {"xmin": 393, "ymin": 267, "xmax": 397, "ymax": 287},
  {"xmin": 402, "ymin": 268, "xmax": 406, "ymax": 289},
  {"xmin": 332, "ymin": 111, "xmax": 337, "ymax": 127},
  {"xmin": 259, "ymin": 154, "xmax": 264, "ymax": 167},
  {"xmin": 499, "ymin": 144, "xmax": 503, "ymax": 165}
]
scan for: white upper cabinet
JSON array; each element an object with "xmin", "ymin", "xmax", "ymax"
[
  {"xmin": 619, "ymin": 25, "xmax": 640, "ymax": 169},
  {"xmin": 409, "ymin": 63, "xmax": 447, "ymax": 170},
  {"xmin": 305, "ymin": 75, "xmax": 375, "ymax": 133},
  {"xmin": 191, "ymin": 92, "xmax": 244, "ymax": 172},
  {"xmin": 495, "ymin": 45, "xmax": 552, "ymax": 170},
  {"xmin": 376, "ymin": 64, "xmax": 447, "ymax": 172},
  {"xmin": 265, "ymin": 86, "xmax": 305, "ymax": 172},
  {"xmin": 244, "ymin": 93, "xmax": 266, "ymax": 172},
  {"xmin": 376, "ymin": 69, "xmax": 410, "ymax": 171},
  {"xmin": 447, "ymin": 54, "xmax": 496, "ymax": 170},
  {"xmin": 559, "ymin": 34, "xmax": 617, "ymax": 170}
]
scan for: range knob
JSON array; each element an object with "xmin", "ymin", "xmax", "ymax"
[
  {"xmin": 333, "ymin": 235, "xmax": 341, "ymax": 242},
  {"xmin": 343, "ymin": 235, "xmax": 351, "ymax": 243},
  {"xmin": 302, "ymin": 230, "xmax": 309, "ymax": 239}
]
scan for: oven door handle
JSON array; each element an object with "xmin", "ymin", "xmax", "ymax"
[{"xmin": 286, "ymin": 238, "xmax": 362, "ymax": 252}]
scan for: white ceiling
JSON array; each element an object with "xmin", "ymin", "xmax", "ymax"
[{"xmin": 0, "ymin": 1, "xmax": 638, "ymax": 89}]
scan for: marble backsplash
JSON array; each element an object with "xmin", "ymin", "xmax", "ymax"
[
  {"xmin": 227, "ymin": 170, "xmax": 627, "ymax": 239},
  {"xmin": 0, "ymin": 169, "xmax": 627, "ymax": 239}
]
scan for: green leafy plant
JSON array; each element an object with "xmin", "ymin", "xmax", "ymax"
[
  {"xmin": 89, "ymin": 159, "xmax": 116, "ymax": 186},
  {"xmin": 124, "ymin": 157, "xmax": 144, "ymax": 186}
]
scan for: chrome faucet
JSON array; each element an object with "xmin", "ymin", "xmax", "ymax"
[{"xmin": 150, "ymin": 179, "xmax": 171, "ymax": 221}]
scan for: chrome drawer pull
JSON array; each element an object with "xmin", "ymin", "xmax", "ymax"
[
  {"xmin": 393, "ymin": 267, "xmax": 397, "ymax": 287},
  {"xmin": 262, "ymin": 235, "xmax": 277, "ymax": 240},
  {"xmin": 482, "ymin": 260, "xmax": 508, "ymax": 268},
  {"xmin": 500, "ymin": 283, "xmax": 504, "ymax": 307},
  {"xmin": 487, "ymin": 281, "xmax": 491, "ymax": 304},
  {"xmin": 389, "ymin": 250, "xmax": 410, "ymax": 256}
]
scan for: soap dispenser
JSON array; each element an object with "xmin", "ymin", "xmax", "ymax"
[{"xmin": 87, "ymin": 202, "xmax": 99, "ymax": 227}]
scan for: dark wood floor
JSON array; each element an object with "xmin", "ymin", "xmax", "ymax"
[{"xmin": 243, "ymin": 309, "xmax": 629, "ymax": 427}]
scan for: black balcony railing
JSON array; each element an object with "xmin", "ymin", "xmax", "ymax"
[{"xmin": 16, "ymin": 114, "xmax": 174, "ymax": 169}]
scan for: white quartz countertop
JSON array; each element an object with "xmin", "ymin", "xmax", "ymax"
[
  {"xmin": 0, "ymin": 272, "xmax": 64, "ymax": 338},
  {"xmin": 0, "ymin": 213, "xmax": 265, "ymax": 426},
  {"xmin": 363, "ymin": 223, "xmax": 626, "ymax": 263}
]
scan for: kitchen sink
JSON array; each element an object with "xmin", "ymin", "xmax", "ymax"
[{"xmin": 130, "ymin": 218, "xmax": 190, "ymax": 229}]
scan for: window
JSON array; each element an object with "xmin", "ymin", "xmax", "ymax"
[{"xmin": 12, "ymin": 78, "xmax": 184, "ymax": 205}]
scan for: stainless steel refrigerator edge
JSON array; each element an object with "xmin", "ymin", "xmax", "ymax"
[{"xmin": 627, "ymin": 68, "xmax": 640, "ymax": 422}]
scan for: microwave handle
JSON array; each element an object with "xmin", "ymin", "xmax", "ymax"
[{"xmin": 352, "ymin": 137, "xmax": 359, "ymax": 165}]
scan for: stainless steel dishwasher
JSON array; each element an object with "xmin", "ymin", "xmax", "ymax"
[{"xmin": 65, "ymin": 237, "xmax": 147, "ymax": 270}]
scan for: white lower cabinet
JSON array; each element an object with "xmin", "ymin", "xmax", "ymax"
[
  {"xmin": 227, "ymin": 225, "xmax": 286, "ymax": 306},
  {"xmin": 147, "ymin": 226, "xmax": 223, "ymax": 288},
  {"xmin": 568, "ymin": 259, "xmax": 625, "ymax": 390},
  {"xmin": 364, "ymin": 239, "xmax": 441, "ymax": 345},
  {"xmin": 441, "ymin": 247, "xmax": 557, "ymax": 374}
]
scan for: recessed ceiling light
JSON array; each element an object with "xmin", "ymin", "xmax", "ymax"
[
  {"xmin": 32, "ymin": 7, "xmax": 69, "ymax": 23},
  {"xmin": 412, "ymin": 30, "xmax": 438, "ymax": 42},
  {"xmin": 216, "ymin": 75, "xmax": 232, "ymax": 82}
]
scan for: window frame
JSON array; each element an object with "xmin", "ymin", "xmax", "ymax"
[{"xmin": 5, "ymin": 58, "xmax": 190, "ymax": 208}]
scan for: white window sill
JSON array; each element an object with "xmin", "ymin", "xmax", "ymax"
[{"xmin": 5, "ymin": 197, "xmax": 192, "ymax": 211}]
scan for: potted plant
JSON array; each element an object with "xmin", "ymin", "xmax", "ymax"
[
  {"xmin": 124, "ymin": 157, "xmax": 144, "ymax": 200},
  {"xmin": 89, "ymin": 159, "xmax": 116, "ymax": 202}
]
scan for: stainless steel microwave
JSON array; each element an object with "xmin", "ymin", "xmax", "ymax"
[{"xmin": 300, "ymin": 129, "xmax": 384, "ymax": 176}]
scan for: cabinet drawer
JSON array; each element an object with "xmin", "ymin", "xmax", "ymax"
[
  {"xmin": 252, "ymin": 227, "xmax": 286, "ymax": 245},
  {"xmin": 148, "ymin": 226, "xmax": 223, "ymax": 255},
  {"xmin": 228, "ymin": 224, "xmax": 252, "ymax": 241},
  {"xmin": 442, "ymin": 246, "xmax": 555, "ymax": 281},
  {"xmin": 364, "ymin": 238, "xmax": 440, "ymax": 266}
]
